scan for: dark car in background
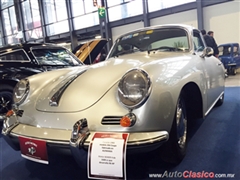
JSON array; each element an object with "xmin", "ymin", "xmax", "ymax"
[
  {"xmin": 0, "ymin": 43, "xmax": 84, "ymax": 120},
  {"xmin": 218, "ymin": 43, "xmax": 240, "ymax": 75}
]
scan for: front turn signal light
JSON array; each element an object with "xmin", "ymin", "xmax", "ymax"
[
  {"xmin": 120, "ymin": 116, "xmax": 131, "ymax": 127},
  {"xmin": 6, "ymin": 110, "xmax": 14, "ymax": 117},
  {"xmin": 120, "ymin": 113, "xmax": 136, "ymax": 127}
]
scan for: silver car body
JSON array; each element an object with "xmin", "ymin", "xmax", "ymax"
[{"xmin": 2, "ymin": 24, "xmax": 225, "ymax": 161}]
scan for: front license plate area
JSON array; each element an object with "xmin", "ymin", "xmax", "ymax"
[{"xmin": 18, "ymin": 136, "xmax": 49, "ymax": 164}]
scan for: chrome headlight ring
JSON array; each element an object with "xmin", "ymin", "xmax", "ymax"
[
  {"xmin": 118, "ymin": 69, "xmax": 152, "ymax": 109},
  {"xmin": 13, "ymin": 79, "xmax": 30, "ymax": 105}
]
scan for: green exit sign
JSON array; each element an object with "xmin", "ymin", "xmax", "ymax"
[{"xmin": 98, "ymin": 7, "xmax": 106, "ymax": 19}]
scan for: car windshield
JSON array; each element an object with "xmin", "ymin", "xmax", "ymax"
[
  {"xmin": 31, "ymin": 47, "xmax": 83, "ymax": 66},
  {"xmin": 108, "ymin": 28, "xmax": 190, "ymax": 58}
]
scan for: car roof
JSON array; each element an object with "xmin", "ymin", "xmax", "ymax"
[
  {"xmin": 218, "ymin": 43, "xmax": 239, "ymax": 47},
  {"xmin": 117, "ymin": 24, "xmax": 195, "ymax": 40},
  {"xmin": 0, "ymin": 43, "xmax": 65, "ymax": 53}
]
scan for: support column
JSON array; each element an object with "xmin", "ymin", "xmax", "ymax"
[
  {"xmin": 38, "ymin": 0, "xmax": 48, "ymax": 43},
  {"xmin": 103, "ymin": 0, "xmax": 112, "ymax": 52},
  {"xmin": 0, "ymin": 3, "xmax": 6, "ymax": 45},
  {"xmin": 142, "ymin": 0, "xmax": 150, "ymax": 27},
  {"xmin": 14, "ymin": 0, "xmax": 26, "ymax": 42},
  {"xmin": 197, "ymin": 0, "xmax": 204, "ymax": 30},
  {"xmin": 66, "ymin": 0, "xmax": 78, "ymax": 50}
]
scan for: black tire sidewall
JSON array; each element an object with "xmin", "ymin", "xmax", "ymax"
[{"xmin": 160, "ymin": 93, "xmax": 188, "ymax": 164}]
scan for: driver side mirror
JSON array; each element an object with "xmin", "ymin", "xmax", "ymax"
[{"xmin": 201, "ymin": 47, "xmax": 214, "ymax": 58}]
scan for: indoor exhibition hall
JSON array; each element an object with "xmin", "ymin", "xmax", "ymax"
[{"xmin": 0, "ymin": 0, "xmax": 239, "ymax": 180}]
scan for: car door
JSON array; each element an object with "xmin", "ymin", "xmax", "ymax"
[{"xmin": 193, "ymin": 30, "xmax": 225, "ymax": 111}]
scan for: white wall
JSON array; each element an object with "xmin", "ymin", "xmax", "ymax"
[
  {"xmin": 110, "ymin": 1, "xmax": 240, "ymax": 46},
  {"xmin": 150, "ymin": 9, "xmax": 198, "ymax": 28},
  {"xmin": 203, "ymin": 1, "xmax": 240, "ymax": 45},
  {"xmin": 111, "ymin": 22, "xmax": 144, "ymax": 42}
]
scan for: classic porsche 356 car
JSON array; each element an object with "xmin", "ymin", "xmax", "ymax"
[{"xmin": 2, "ymin": 24, "xmax": 225, "ymax": 167}]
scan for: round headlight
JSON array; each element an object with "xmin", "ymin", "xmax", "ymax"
[
  {"xmin": 13, "ymin": 79, "xmax": 29, "ymax": 105},
  {"xmin": 118, "ymin": 69, "xmax": 151, "ymax": 109}
]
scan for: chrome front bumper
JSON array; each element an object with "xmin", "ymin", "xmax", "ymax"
[
  {"xmin": 2, "ymin": 115, "xmax": 169, "ymax": 166},
  {"xmin": 70, "ymin": 131, "xmax": 169, "ymax": 150},
  {"xmin": 70, "ymin": 119, "xmax": 169, "ymax": 150},
  {"xmin": 2, "ymin": 115, "xmax": 71, "ymax": 152},
  {"xmin": 69, "ymin": 119, "xmax": 169, "ymax": 168},
  {"xmin": 0, "ymin": 114, "xmax": 5, "ymax": 122}
]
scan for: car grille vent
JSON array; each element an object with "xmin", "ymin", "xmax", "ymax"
[{"xmin": 101, "ymin": 116, "xmax": 122, "ymax": 125}]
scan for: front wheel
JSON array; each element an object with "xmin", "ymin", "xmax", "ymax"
[
  {"xmin": 228, "ymin": 67, "xmax": 237, "ymax": 75},
  {"xmin": 0, "ymin": 85, "xmax": 14, "ymax": 116},
  {"xmin": 215, "ymin": 93, "xmax": 224, "ymax": 107},
  {"xmin": 160, "ymin": 94, "xmax": 188, "ymax": 165},
  {"xmin": 232, "ymin": 68, "xmax": 237, "ymax": 75}
]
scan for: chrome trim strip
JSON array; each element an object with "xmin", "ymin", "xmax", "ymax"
[
  {"xmin": 2, "ymin": 121, "xmax": 20, "ymax": 136},
  {"xmin": 101, "ymin": 116, "xmax": 122, "ymax": 125},
  {"xmin": 9, "ymin": 132, "xmax": 69, "ymax": 145},
  {"xmin": 205, "ymin": 91, "xmax": 224, "ymax": 116},
  {"xmin": 22, "ymin": 154, "xmax": 49, "ymax": 164},
  {"xmin": 227, "ymin": 63, "xmax": 237, "ymax": 66},
  {"xmin": 30, "ymin": 45, "xmax": 83, "ymax": 66},
  {"xmin": 0, "ymin": 49, "xmax": 31, "ymax": 62},
  {"xmin": 49, "ymin": 69, "xmax": 87, "ymax": 106},
  {"xmin": 83, "ymin": 131, "xmax": 169, "ymax": 147},
  {"xmin": 121, "ymin": 133, "xmax": 168, "ymax": 146}
]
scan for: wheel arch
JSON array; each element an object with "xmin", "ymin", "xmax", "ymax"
[
  {"xmin": 0, "ymin": 80, "xmax": 18, "ymax": 90},
  {"xmin": 181, "ymin": 82, "xmax": 203, "ymax": 120}
]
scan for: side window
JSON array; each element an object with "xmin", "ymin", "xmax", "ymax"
[
  {"xmin": 233, "ymin": 45, "xmax": 239, "ymax": 56},
  {"xmin": 218, "ymin": 46, "xmax": 223, "ymax": 56},
  {"xmin": 193, "ymin": 30, "xmax": 204, "ymax": 52},
  {"xmin": 0, "ymin": 50, "xmax": 29, "ymax": 61},
  {"xmin": 219, "ymin": 46, "xmax": 231, "ymax": 56}
]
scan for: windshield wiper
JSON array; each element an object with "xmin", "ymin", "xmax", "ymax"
[
  {"xmin": 113, "ymin": 49, "xmax": 142, "ymax": 58},
  {"xmin": 148, "ymin": 46, "xmax": 183, "ymax": 54}
]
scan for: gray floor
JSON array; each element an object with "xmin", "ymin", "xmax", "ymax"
[{"xmin": 225, "ymin": 72, "xmax": 240, "ymax": 87}]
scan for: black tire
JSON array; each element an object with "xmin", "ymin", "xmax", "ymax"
[
  {"xmin": 228, "ymin": 67, "xmax": 237, "ymax": 75},
  {"xmin": 160, "ymin": 93, "xmax": 188, "ymax": 165},
  {"xmin": 232, "ymin": 68, "xmax": 237, "ymax": 75},
  {"xmin": 215, "ymin": 93, "xmax": 224, "ymax": 107},
  {"xmin": 0, "ymin": 85, "xmax": 14, "ymax": 115}
]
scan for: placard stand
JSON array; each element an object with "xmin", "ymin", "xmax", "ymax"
[{"xmin": 88, "ymin": 132, "xmax": 129, "ymax": 180}]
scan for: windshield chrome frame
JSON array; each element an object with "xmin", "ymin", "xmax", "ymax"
[
  {"xmin": 30, "ymin": 45, "xmax": 83, "ymax": 66},
  {"xmin": 106, "ymin": 25, "xmax": 193, "ymax": 59}
]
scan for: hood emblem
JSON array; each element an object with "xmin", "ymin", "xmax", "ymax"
[{"xmin": 49, "ymin": 69, "xmax": 87, "ymax": 107}]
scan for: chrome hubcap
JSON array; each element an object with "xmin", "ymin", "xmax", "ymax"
[
  {"xmin": 176, "ymin": 101, "xmax": 187, "ymax": 149},
  {"xmin": 220, "ymin": 95, "xmax": 223, "ymax": 100},
  {"xmin": 0, "ymin": 96, "xmax": 11, "ymax": 112}
]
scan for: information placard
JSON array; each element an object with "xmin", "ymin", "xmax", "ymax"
[{"xmin": 88, "ymin": 132, "xmax": 129, "ymax": 180}]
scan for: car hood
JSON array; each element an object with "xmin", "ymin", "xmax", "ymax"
[{"xmin": 35, "ymin": 52, "xmax": 188, "ymax": 112}]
